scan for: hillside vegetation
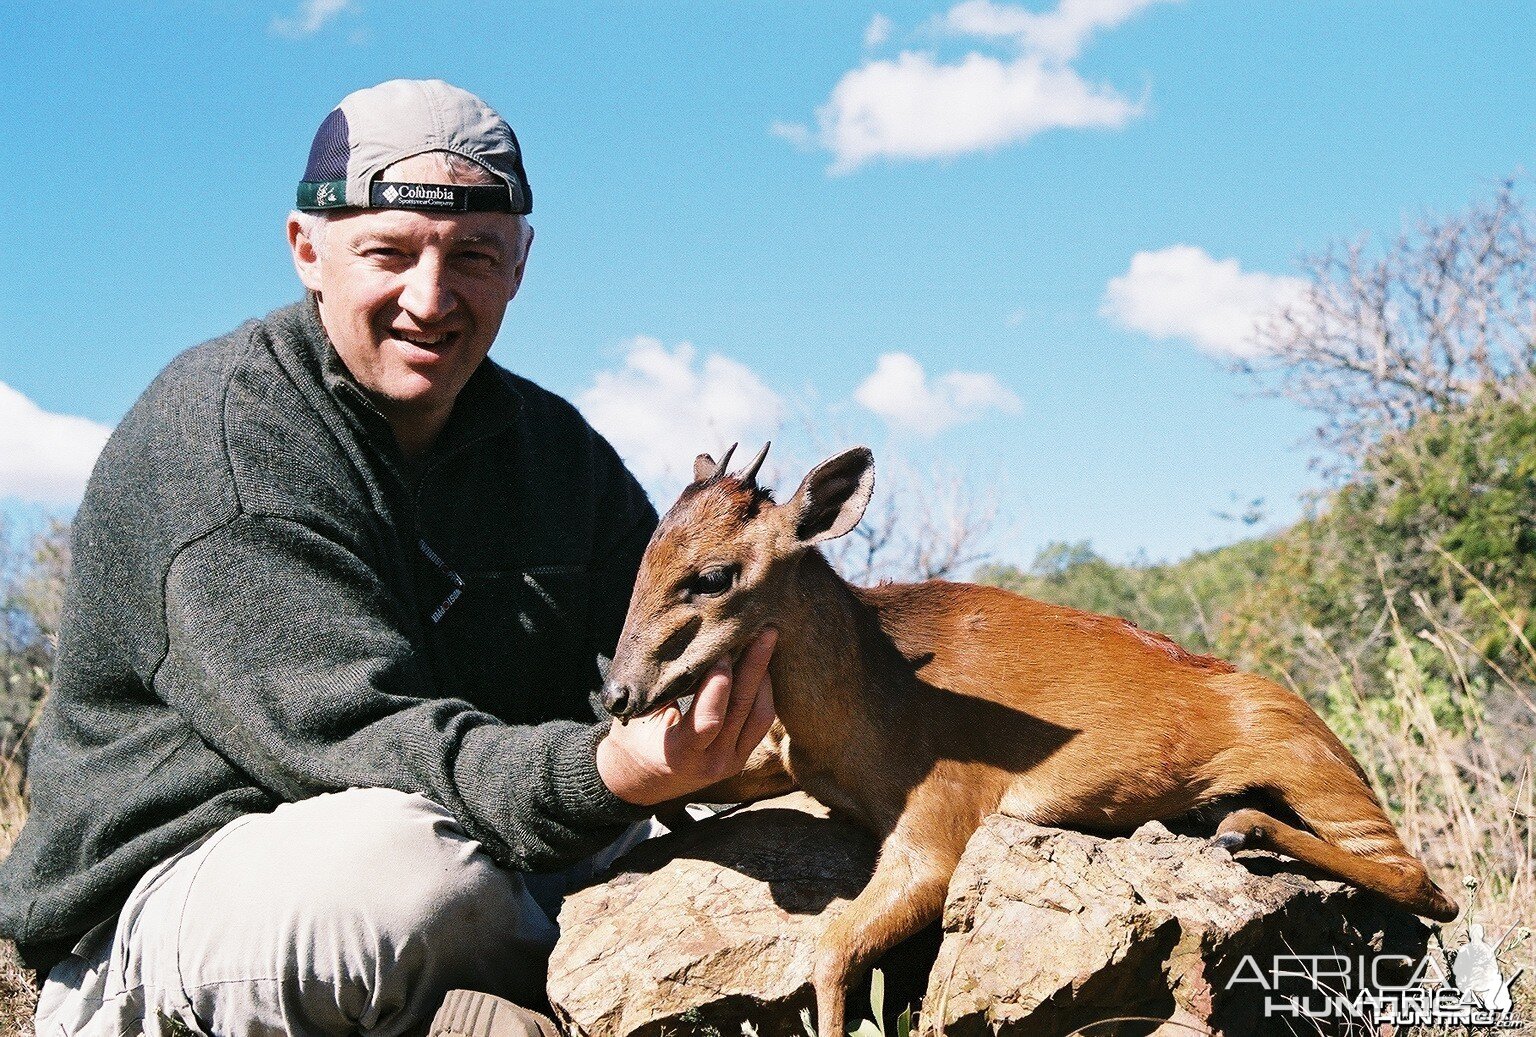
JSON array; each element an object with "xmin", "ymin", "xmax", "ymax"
[
  {"xmin": 980, "ymin": 185, "xmax": 1536, "ymax": 962},
  {"xmin": 981, "ymin": 388, "xmax": 1536, "ymax": 718},
  {"xmin": 977, "ymin": 536, "xmax": 1276, "ymax": 660}
]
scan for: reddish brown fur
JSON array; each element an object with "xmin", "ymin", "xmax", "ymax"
[{"xmin": 610, "ymin": 463, "xmax": 1458, "ymax": 1037}]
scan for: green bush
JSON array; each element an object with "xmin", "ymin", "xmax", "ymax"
[
  {"xmin": 1226, "ymin": 391, "xmax": 1536, "ymax": 716},
  {"xmin": 976, "ymin": 537, "xmax": 1275, "ymax": 657},
  {"xmin": 978, "ymin": 390, "xmax": 1536, "ymax": 735}
]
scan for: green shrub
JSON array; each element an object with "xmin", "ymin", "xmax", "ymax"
[
  {"xmin": 1226, "ymin": 391, "xmax": 1536, "ymax": 718},
  {"xmin": 976, "ymin": 537, "xmax": 1275, "ymax": 657}
]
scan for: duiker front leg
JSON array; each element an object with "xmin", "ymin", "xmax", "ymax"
[{"xmin": 813, "ymin": 833, "xmax": 955, "ymax": 1037}]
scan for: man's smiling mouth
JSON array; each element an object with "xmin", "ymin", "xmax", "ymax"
[
  {"xmin": 390, "ymin": 331, "xmax": 459, "ymax": 358},
  {"xmin": 396, "ymin": 331, "xmax": 450, "ymax": 346}
]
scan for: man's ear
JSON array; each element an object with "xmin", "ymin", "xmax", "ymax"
[
  {"xmin": 507, "ymin": 223, "xmax": 533, "ymax": 299},
  {"xmin": 782, "ymin": 447, "xmax": 874, "ymax": 546},
  {"xmin": 287, "ymin": 215, "xmax": 325, "ymax": 293}
]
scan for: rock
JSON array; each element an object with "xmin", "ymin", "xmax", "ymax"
[
  {"xmin": 921, "ymin": 815, "xmax": 1432, "ymax": 1037},
  {"xmin": 548, "ymin": 794, "xmax": 908, "ymax": 1037},
  {"xmin": 551, "ymin": 803, "xmax": 1431, "ymax": 1037}
]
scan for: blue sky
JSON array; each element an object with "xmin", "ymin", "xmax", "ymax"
[{"xmin": 2, "ymin": 1, "xmax": 1533, "ymax": 567}]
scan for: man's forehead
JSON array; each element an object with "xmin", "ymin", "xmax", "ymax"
[{"xmin": 330, "ymin": 206, "xmax": 520, "ymax": 247}]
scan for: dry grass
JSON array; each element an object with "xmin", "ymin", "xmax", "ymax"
[
  {"xmin": 1, "ymin": 746, "xmax": 37, "ymax": 1037},
  {"xmin": 1291, "ymin": 576, "xmax": 1536, "ymax": 1031}
]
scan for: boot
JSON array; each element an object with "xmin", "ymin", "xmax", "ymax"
[{"xmin": 428, "ymin": 989, "xmax": 561, "ymax": 1037}]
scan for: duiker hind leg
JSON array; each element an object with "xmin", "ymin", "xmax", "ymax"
[{"xmin": 1212, "ymin": 755, "xmax": 1457, "ymax": 921}]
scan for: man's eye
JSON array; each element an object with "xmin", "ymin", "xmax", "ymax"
[
  {"xmin": 689, "ymin": 566, "xmax": 736, "ymax": 597},
  {"xmin": 458, "ymin": 251, "xmax": 499, "ymax": 265}
]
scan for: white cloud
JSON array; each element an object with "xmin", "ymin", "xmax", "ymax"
[
  {"xmin": 771, "ymin": 120, "xmax": 816, "ymax": 151},
  {"xmin": 577, "ymin": 338, "xmax": 783, "ymax": 483},
  {"xmin": 783, "ymin": 51, "xmax": 1142, "ymax": 175},
  {"xmin": 942, "ymin": 0, "xmax": 1168, "ymax": 61},
  {"xmin": 864, "ymin": 13, "xmax": 894, "ymax": 48},
  {"xmin": 0, "ymin": 382, "xmax": 111, "ymax": 505},
  {"xmin": 271, "ymin": 0, "xmax": 354, "ymax": 38},
  {"xmin": 775, "ymin": 0, "xmax": 1175, "ymax": 174},
  {"xmin": 1100, "ymin": 246, "xmax": 1307, "ymax": 359},
  {"xmin": 855, "ymin": 353, "xmax": 1021, "ymax": 437}
]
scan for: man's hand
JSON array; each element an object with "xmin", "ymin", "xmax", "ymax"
[{"xmin": 596, "ymin": 628, "xmax": 777, "ymax": 806}]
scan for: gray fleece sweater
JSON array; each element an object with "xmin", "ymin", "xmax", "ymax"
[{"xmin": 0, "ymin": 298, "xmax": 658, "ymax": 968}]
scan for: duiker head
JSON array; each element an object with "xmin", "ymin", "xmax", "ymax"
[{"xmin": 601, "ymin": 444, "xmax": 875, "ymax": 720}]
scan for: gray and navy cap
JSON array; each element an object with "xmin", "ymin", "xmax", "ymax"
[{"xmin": 297, "ymin": 79, "xmax": 531, "ymax": 215}]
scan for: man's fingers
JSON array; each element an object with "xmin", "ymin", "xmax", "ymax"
[
  {"xmin": 685, "ymin": 660, "xmax": 732, "ymax": 744},
  {"xmin": 716, "ymin": 627, "xmax": 777, "ymax": 748},
  {"xmin": 736, "ymin": 628, "xmax": 778, "ymax": 693},
  {"xmin": 736, "ymin": 672, "xmax": 776, "ymax": 759}
]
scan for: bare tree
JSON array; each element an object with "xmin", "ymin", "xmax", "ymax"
[
  {"xmin": 1244, "ymin": 180, "xmax": 1536, "ymax": 468},
  {"xmin": 1, "ymin": 518, "xmax": 70, "ymax": 755},
  {"xmin": 822, "ymin": 458, "xmax": 1000, "ymax": 585},
  {"xmin": 779, "ymin": 390, "xmax": 1002, "ymax": 585}
]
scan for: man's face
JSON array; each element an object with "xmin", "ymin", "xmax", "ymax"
[{"xmin": 288, "ymin": 156, "xmax": 530, "ymax": 442}]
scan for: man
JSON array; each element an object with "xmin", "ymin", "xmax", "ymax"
[{"xmin": 0, "ymin": 79, "xmax": 776, "ymax": 1037}]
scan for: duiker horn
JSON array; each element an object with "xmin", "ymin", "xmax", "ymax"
[{"xmin": 737, "ymin": 442, "xmax": 771, "ymax": 488}]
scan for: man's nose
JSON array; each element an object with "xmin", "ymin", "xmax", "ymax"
[{"xmin": 398, "ymin": 256, "xmax": 457, "ymax": 322}]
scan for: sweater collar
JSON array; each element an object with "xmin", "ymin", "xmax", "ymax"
[{"xmin": 294, "ymin": 294, "xmax": 523, "ymax": 460}]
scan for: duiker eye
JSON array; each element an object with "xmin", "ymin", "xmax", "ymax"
[{"xmin": 690, "ymin": 565, "xmax": 737, "ymax": 597}]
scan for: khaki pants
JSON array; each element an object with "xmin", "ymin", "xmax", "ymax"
[{"xmin": 33, "ymin": 788, "xmax": 653, "ymax": 1037}]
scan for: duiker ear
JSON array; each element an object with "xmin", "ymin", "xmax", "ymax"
[
  {"xmin": 784, "ymin": 447, "xmax": 875, "ymax": 545},
  {"xmin": 692, "ymin": 443, "xmax": 738, "ymax": 483}
]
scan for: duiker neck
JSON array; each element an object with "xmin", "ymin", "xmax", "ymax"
[{"xmin": 767, "ymin": 550, "xmax": 906, "ymax": 751}]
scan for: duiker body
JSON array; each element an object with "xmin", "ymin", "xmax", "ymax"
[{"xmin": 602, "ymin": 445, "xmax": 1457, "ymax": 1037}]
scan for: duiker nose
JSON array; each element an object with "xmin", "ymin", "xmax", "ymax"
[{"xmin": 601, "ymin": 681, "xmax": 634, "ymax": 719}]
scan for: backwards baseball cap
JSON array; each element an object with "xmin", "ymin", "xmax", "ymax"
[{"xmin": 296, "ymin": 79, "xmax": 531, "ymax": 215}]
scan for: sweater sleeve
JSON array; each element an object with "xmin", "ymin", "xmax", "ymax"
[{"xmin": 157, "ymin": 513, "xmax": 653, "ymax": 873}]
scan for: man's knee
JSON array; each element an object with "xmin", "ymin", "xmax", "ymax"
[
  {"xmin": 257, "ymin": 788, "xmax": 523, "ymax": 936},
  {"xmin": 172, "ymin": 788, "xmax": 550, "ymax": 1033},
  {"xmin": 185, "ymin": 787, "xmax": 537, "ymax": 949}
]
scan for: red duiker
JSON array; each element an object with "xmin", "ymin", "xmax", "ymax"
[{"xmin": 602, "ymin": 444, "xmax": 1457, "ymax": 1037}]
